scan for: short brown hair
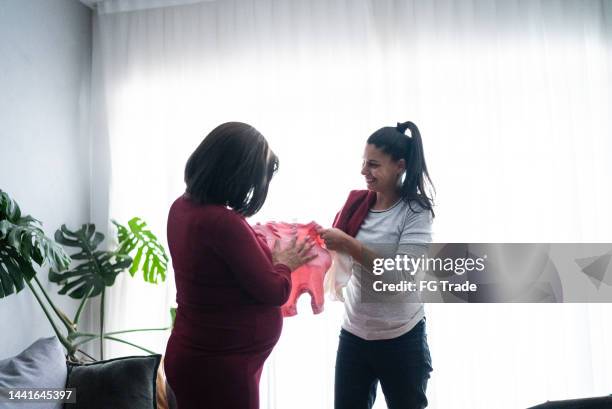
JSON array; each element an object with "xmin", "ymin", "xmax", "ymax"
[{"xmin": 185, "ymin": 122, "xmax": 278, "ymax": 217}]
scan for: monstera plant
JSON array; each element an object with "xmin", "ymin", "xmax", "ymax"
[
  {"xmin": 49, "ymin": 219, "xmax": 170, "ymax": 360},
  {"xmin": 0, "ymin": 189, "xmax": 172, "ymax": 361},
  {"xmin": 0, "ymin": 190, "xmax": 73, "ymax": 350}
]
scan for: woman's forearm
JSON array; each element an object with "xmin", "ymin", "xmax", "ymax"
[{"xmin": 345, "ymin": 236, "xmax": 380, "ymax": 273}]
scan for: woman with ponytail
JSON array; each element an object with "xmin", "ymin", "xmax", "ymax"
[{"xmin": 318, "ymin": 121, "xmax": 435, "ymax": 409}]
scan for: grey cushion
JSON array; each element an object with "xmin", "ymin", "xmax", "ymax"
[
  {"xmin": 64, "ymin": 354, "xmax": 161, "ymax": 409},
  {"xmin": 0, "ymin": 336, "xmax": 67, "ymax": 409}
]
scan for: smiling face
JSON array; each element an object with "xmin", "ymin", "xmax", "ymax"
[{"xmin": 361, "ymin": 144, "xmax": 405, "ymax": 193}]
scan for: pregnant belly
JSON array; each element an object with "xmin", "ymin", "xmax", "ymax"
[{"xmin": 170, "ymin": 304, "xmax": 283, "ymax": 355}]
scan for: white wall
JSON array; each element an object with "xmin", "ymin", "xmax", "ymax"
[{"xmin": 0, "ymin": 0, "xmax": 92, "ymax": 357}]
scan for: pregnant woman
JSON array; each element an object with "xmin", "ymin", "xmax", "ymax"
[
  {"xmin": 164, "ymin": 122, "xmax": 316, "ymax": 409},
  {"xmin": 319, "ymin": 121, "xmax": 435, "ymax": 409}
]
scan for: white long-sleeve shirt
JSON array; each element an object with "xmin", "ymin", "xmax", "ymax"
[{"xmin": 342, "ymin": 199, "xmax": 433, "ymax": 340}]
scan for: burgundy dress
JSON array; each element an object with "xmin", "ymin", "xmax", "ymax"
[{"xmin": 164, "ymin": 195, "xmax": 292, "ymax": 409}]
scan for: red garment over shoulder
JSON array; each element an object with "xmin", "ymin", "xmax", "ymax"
[
  {"xmin": 253, "ymin": 222, "xmax": 332, "ymax": 317},
  {"xmin": 333, "ymin": 190, "xmax": 377, "ymax": 237}
]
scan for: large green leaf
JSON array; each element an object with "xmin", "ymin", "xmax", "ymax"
[
  {"xmin": 0, "ymin": 246, "xmax": 37, "ymax": 298},
  {"xmin": 113, "ymin": 217, "xmax": 168, "ymax": 284},
  {"xmin": 0, "ymin": 190, "xmax": 71, "ymax": 300},
  {"xmin": 0, "ymin": 219, "xmax": 70, "ymax": 271},
  {"xmin": 0, "ymin": 190, "xmax": 21, "ymax": 221},
  {"xmin": 49, "ymin": 224, "xmax": 132, "ymax": 299}
]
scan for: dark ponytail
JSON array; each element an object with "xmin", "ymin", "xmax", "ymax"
[{"xmin": 367, "ymin": 121, "xmax": 435, "ymax": 217}]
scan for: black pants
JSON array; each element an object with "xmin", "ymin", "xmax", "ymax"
[{"xmin": 334, "ymin": 319, "xmax": 433, "ymax": 409}]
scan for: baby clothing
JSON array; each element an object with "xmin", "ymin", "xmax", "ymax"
[{"xmin": 253, "ymin": 222, "xmax": 332, "ymax": 317}]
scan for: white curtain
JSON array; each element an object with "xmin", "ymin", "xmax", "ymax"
[{"xmin": 90, "ymin": 0, "xmax": 612, "ymax": 408}]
